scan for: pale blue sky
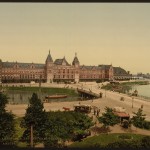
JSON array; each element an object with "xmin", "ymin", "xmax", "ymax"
[{"xmin": 0, "ymin": 3, "xmax": 150, "ymax": 74}]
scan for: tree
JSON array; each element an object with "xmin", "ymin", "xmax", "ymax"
[
  {"xmin": 44, "ymin": 111, "xmax": 93, "ymax": 147},
  {"xmin": 98, "ymin": 107, "xmax": 120, "ymax": 130},
  {"xmin": 132, "ymin": 108, "xmax": 146, "ymax": 128},
  {"xmin": 0, "ymin": 93, "xmax": 16, "ymax": 146},
  {"xmin": 20, "ymin": 93, "xmax": 47, "ymax": 144}
]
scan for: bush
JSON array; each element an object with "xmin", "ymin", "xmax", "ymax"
[
  {"xmin": 141, "ymin": 136, "xmax": 150, "ymax": 148},
  {"xmin": 143, "ymin": 121, "xmax": 150, "ymax": 130}
]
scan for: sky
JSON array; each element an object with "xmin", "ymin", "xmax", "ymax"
[{"xmin": 0, "ymin": 3, "xmax": 150, "ymax": 74}]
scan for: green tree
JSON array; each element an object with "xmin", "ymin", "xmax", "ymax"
[
  {"xmin": 132, "ymin": 108, "xmax": 146, "ymax": 128},
  {"xmin": 44, "ymin": 111, "xmax": 93, "ymax": 147},
  {"xmin": 98, "ymin": 107, "xmax": 120, "ymax": 130},
  {"xmin": 20, "ymin": 93, "xmax": 47, "ymax": 144},
  {"xmin": 0, "ymin": 93, "xmax": 16, "ymax": 146}
]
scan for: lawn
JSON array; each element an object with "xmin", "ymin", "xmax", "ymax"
[
  {"xmin": 6, "ymin": 86, "xmax": 78, "ymax": 97},
  {"xmin": 69, "ymin": 133, "xmax": 146, "ymax": 148},
  {"xmin": 14, "ymin": 117, "xmax": 28, "ymax": 148}
]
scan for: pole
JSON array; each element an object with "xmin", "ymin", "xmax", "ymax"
[
  {"xmin": 30, "ymin": 124, "xmax": 33, "ymax": 148},
  {"xmin": 132, "ymin": 97, "xmax": 134, "ymax": 108},
  {"xmin": 39, "ymin": 75, "xmax": 42, "ymax": 99}
]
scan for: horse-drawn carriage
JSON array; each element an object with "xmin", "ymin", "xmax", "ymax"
[{"xmin": 73, "ymin": 104, "xmax": 92, "ymax": 113}]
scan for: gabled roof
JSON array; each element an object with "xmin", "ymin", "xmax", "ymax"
[
  {"xmin": 54, "ymin": 57, "xmax": 70, "ymax": 66},
  {"xmin": 46, "ymin": 50, "xmax": 53, "ymax": 63},
  {"xmin": 2, "ymin": 62, "xmax": 45, "ymax": 69}
]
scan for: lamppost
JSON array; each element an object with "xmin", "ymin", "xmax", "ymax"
[
  {"xmin": 39, "ymin": 75, "xmax": 42, "ymax": 99},
  {"xmin": 132, "ymin": 96, "xmax": 134, "ymax": 108}
]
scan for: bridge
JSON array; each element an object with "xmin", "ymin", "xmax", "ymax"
[{"xmin": 77, "ymin": 88, "xmax": 103, "ymax": 99}]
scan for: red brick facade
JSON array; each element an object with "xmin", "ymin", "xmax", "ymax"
[{"xmin": 0, "ymin": 51, "xmax": 114, "ymax": 83}]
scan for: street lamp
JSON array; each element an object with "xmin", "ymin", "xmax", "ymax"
[{"xmin": 132, "ymin": 96, "xmax": 134, "ymax": 108}]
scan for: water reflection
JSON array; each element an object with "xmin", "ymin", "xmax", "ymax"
[{"xmin": 6, "ymin": 90, "xmax": 78, "ymax": 104}]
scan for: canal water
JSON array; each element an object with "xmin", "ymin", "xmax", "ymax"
[
  {"xmin": 6, "ymin": 91, "xmax": 79, "ymax": 104},
  {"xmin": 5, "ymin": 83, "xmax": 150, "ymax": 104},
  {"xmin": 130, "ymin": 84, "xmax": 150, "ymax": 100}
]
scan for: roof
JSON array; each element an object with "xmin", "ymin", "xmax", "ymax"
[
  {"xmin": 74, "ymin": 104, "xmax": 91, "ymax": 107},
  {"xmin": 54, "ymin": 57, "xmax": 70, "ymax": 66},
  {"xmin": 2, "ymin": 62, "xmax": 45, "ymax": 69},
  {"xmin": 114, "ymin": 112, "xmax": 130, "ymax": 118},
  {"xmin": 113, "ymin": 67, "xmax": 128, "ymax": 75},
  {"xmin": 72, "ymin": 56, "xmax": 79, "ymax": 65},
  {"xmin": 98, "ymin": 65, "xmax": 112, "ymax": 70},
  {"xmin": 80, "ymin": 65, "xmax": 102, "ymax": 70},
  {"xmin": 46, "ymin": 50, "xmax": 53, "ymax": 63}
]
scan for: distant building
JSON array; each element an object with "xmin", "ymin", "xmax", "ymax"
[
  {"xmin": 0, "ymin": 51, "xmax": 130, "ymax": 83},
  {"xmin": 137, "ymin": 73, "xmax": 150, "ymax": 79},
  {"xmin": 113, "ymin": 67, "xmax": 132, "ymax": 80}
]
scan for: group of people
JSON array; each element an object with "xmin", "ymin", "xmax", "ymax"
[{"xmin": 93, "ymin": 107, "xmax": 100, "ymax": 117}]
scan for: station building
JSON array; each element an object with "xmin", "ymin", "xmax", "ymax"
[{"xmin": 0, "ymin": 51, "xmax": 131, "ymax": 83}]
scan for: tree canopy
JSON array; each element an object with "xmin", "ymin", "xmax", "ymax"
[
  {"xmin": 0, "ymin": 93, "xmax": 16, "ymax": 145},
  {"xmin": 20, "ymin": 93, "xmax": 47, "ymax": 143},
  {"xmin": 132, "ymin": 108, "xmax": 146, "ymax": 128},
  {"xmin": 98, "ymin": 107, "xmax": 120, "ymax": 129},
  {"xmin": 44, "ymin": 111, "xmax": 93, "ymax": 147}
]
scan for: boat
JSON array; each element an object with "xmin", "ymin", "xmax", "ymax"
[{"xmin": 45, "ymin": 94, "xmax": 68, "ymax": 99}]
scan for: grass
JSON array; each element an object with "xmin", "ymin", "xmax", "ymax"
[
  {"xmin": 69, "ymin": 133, "xmax": 146, "ymax": 148},
  {"xmin": 6, "ymin": 86, "xmax": 78, "ymax": 97},
  {"xmin": 14, "ymin": 117, "xmax": 28, "ymax": 148}
]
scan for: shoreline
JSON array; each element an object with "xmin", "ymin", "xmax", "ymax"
[{"xmin": 5, "ymin": 81, "xmax": 150, "ymax": 121}]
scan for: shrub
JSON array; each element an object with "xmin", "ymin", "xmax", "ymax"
[
  {"xmin": 141, "ymin": 136, "xmax": 150, "ymax": 148},
  {"xmin": 143, "ymin": 121, "xmax": 150, "ymax": 130}
]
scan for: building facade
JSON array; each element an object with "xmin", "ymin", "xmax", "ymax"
[{"xmin": 0, "ymin": 51, "xmax": 129, "ymax": 84}]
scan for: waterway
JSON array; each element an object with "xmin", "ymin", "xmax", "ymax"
[
  {"xmin": 130, "ymin": 84, "xmax": 150, "ymax": 100},
  {"xmin": 6, "ymin": 91, "xmax": 79, "ymax": 104}
]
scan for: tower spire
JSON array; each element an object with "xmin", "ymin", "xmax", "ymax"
[
  {"xmin": 75, "ymin": 52, "xmax": 77, "ymax": 57},
  {"xmin": 46, "ymin": 50, "xmax": 53, "ymax": 63}
]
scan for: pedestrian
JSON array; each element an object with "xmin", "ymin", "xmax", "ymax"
[
  {"xmin": 97, "ymin": 109, "xmax": 100, "ymax": 117},
  {"xmin": 94, "ymin": 108, "xmax": 96, "ymax": 115}
]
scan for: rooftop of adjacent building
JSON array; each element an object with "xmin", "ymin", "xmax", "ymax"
[{"xmin": 113, "ymin": 67, "xmax": 129, "ymax": 75}]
